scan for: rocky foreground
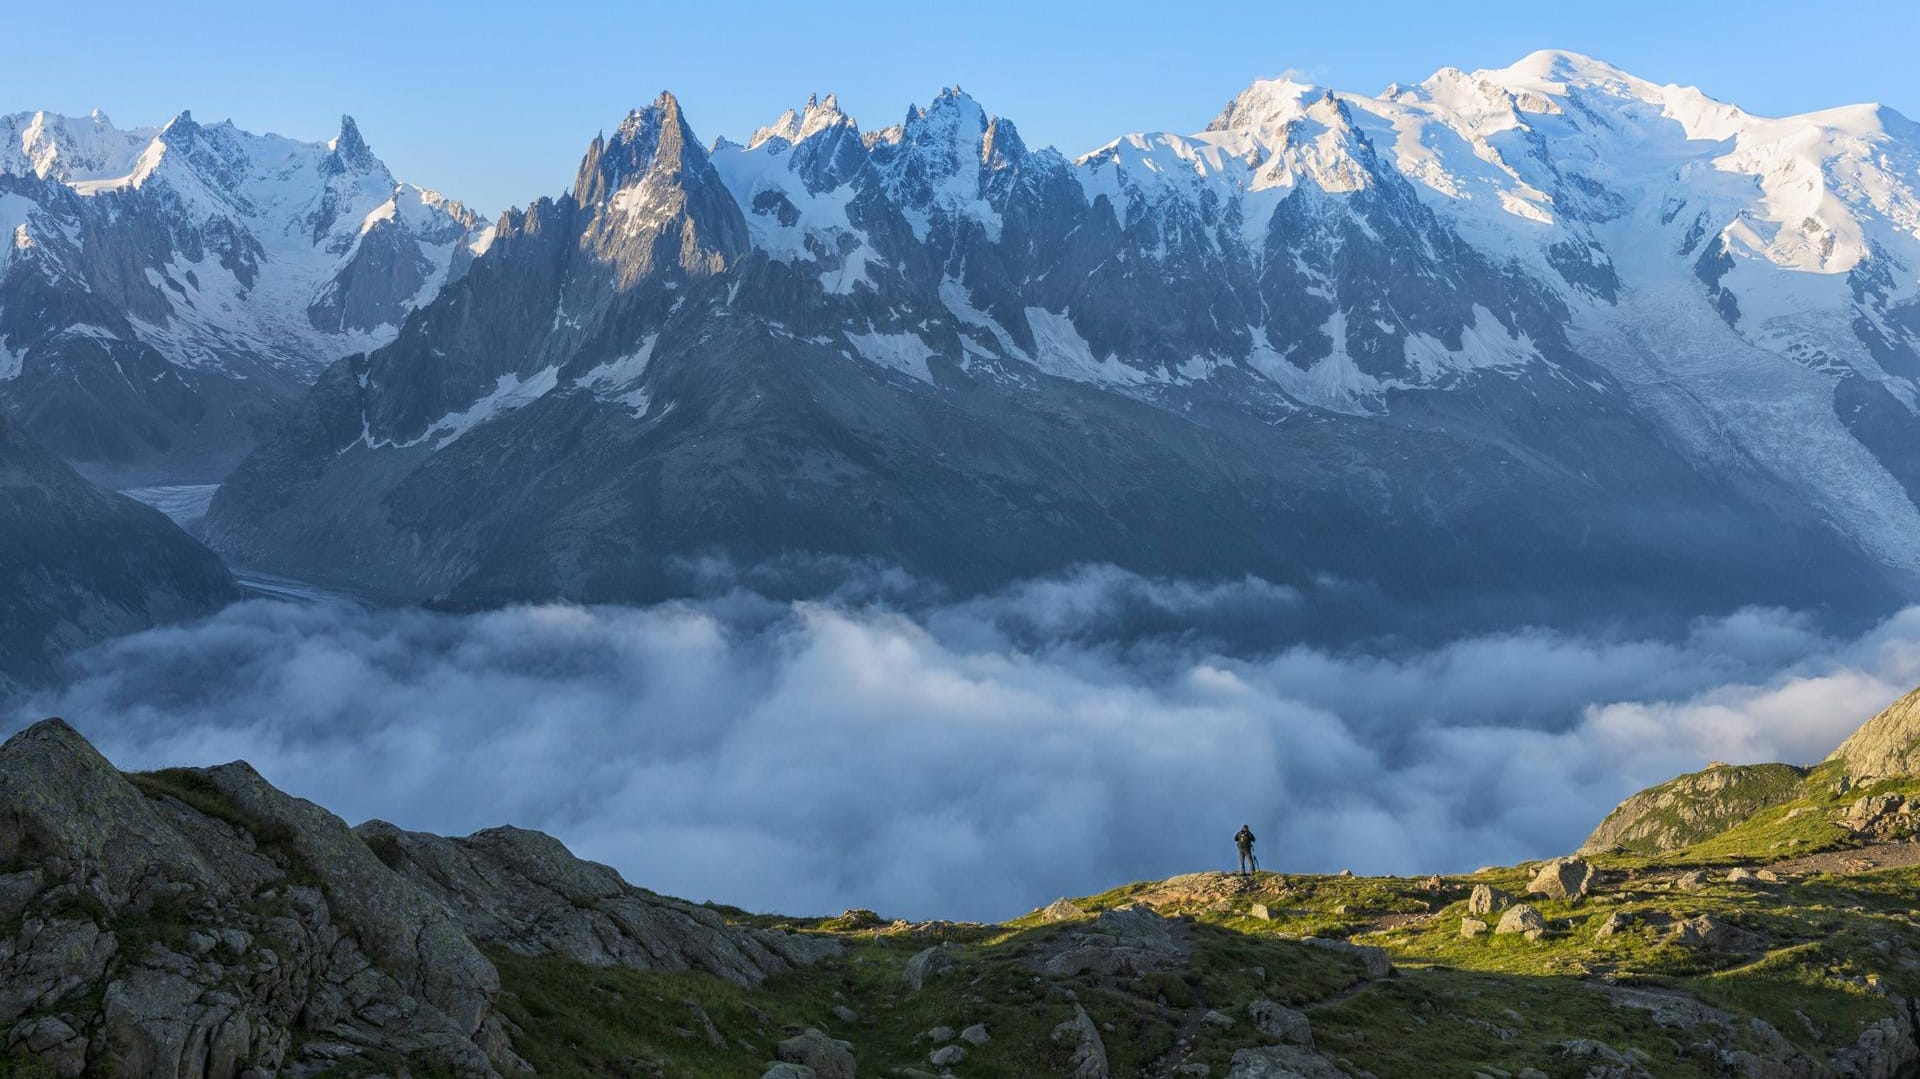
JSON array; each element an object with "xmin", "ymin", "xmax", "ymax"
[{"xmin": 9, "ymin": 688, "xmax": 1920, "ymax": 1077}]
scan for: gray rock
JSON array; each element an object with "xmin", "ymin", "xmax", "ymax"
[
  {"xmin": 1033, "ymin": 904, "xmax": 1190, "ymax": 978},
  {"xmin": 1527, "ymin": 857, "xmax": 1596, "ymax": 901},
  {"xmin": 1249, "ymin": 903, "xmax": 1272, "ymax": 920},
  {"xmin": 1052, "ymin": 1003, "xmax": 1109, "ymax": 1079},
  {"xmin": 1298, "ymin": 936, "xmax": 1391, "ymax": 978},
  {"xmin": 959, "ymin": 1023, "xmax": 990, "ymax": 1045},
  {"xmin": 905, "ymin": 944, "xmax": 955, "ymax": 990},
  {"xmin": 1495, "ymin": 904, "xmax": 1547, "ymax": 937},
  {"xmin": 928, "ymin": 1043, "xmax": 967, "ymax": 1067},
  {"xmin": 1467, "ymin": 884, "xmax": 1511, "ymax": 915},
  {"xmin": 762, "ymin": 1065, "xmax": 817, "ymax": 1079},
  {"xmin": 1248, "ymin": 1000, "xmax": 1313, "ymax": 1046},
  {"xmin": 776, "ymin": 1028, "xmax": 855, "ymax": 1079},
  {"xmin": 1669, "ymin": 914, "xmax": 1760, "ymax": 952},
  {"xmin": 1460, "ymin": 917, "xmax": 1489, "ymax": 939},
  {"xmin": 1224, "ymin": 1043, "xmax": 1350, "ymax": 1078},
  {"xmin": 1202, "ymin": 1009, "xmax": 1235, "ymax": 1028},
  {"xmin": 832, "ymin": 1004, "xmax": 859, "ymax": 1024},
  {"xmin": 925, "ymin": 1025, "xmax": 955, "ymax": 1043},
  {"xmin": 1040, "ymin": 897, "xmax": 1085, "ymax": 921},
  {"xmin": 359, "ymin": 820, "xmax": 837, "ymax": 986},
  {"xmin": 1595, "ymin": 912, "xmax": 1634, "ymax": 939}
]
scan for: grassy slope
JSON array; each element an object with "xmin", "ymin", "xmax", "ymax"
[
  {"xmin": 14, "ymin": 765, "xmax": 1920, "ymax": 1077},
  {"xmin": 484, "ymin": 766, "xmax": 1920, "ymax": 1079}
]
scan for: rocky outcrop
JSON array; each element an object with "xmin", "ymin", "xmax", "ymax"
[
  {"xmin": 1581, "ymin": 763, "xmax": 1808, "ymax": 855},
  {"xmin": 1831, "ymin": 688, "xmax": 1920, "ymax": 780},
  {"xmin": 0, "ymin": 718, "xmax": 835, "ymax": 1078},
  {"xmin": 1030, "ymin": 904, "xmax": 1192, "ymax": 978},
  {"xmin": 355, "ymin": 822, "xmax": 837, "ymax": 985}
]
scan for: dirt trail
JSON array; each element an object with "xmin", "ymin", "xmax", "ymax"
[{"xmin": 1768, "ymin": 840, "xmax": 1920, "ymax": 878}]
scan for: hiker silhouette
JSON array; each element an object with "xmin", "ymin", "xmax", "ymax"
[{"xmin": 1235, "ymin": 824, "xmax": 1257, "ymax": 875}]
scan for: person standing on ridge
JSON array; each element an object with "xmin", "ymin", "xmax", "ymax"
[{"xmin": 1235, "ymin": 824, "xmax": 1257, "ymax": 876}]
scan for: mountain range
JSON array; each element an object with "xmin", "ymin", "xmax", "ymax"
[
  {"xmin": 0, "ymin": 108, "xmax": 490, "ymax": 485},
  {"xmin": 6, "ymin": 50, "xmax": 1920, "ymax": 643}
]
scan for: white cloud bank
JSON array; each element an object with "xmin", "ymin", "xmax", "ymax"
[{"xmin": 8, "ymin": 568, "xmax": 1920, "ymax": 922}]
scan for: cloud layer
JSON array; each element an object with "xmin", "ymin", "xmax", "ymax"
[{"xmin": 9, "ymin": 569, "xmax": 1920, "ymax": 922}]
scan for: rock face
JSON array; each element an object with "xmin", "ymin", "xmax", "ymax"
[
  {"xmin": 1580, "ymin": 763, "xmax": 1809, "ymax": 855},
  {"xmin": 204, "ymin": 59, "xmax": 1920, "ymax": 638},
  {"xmin": 1830, "ymin": 686, "xmax": 1920, "ymax": 780},
  {"xmin": 0, "ymin": 419, "xmax": 237, "ymax": 692},
  {"xmin": 0, "ymin": 718, "xmax": 836, "ymax": 1078},
  {"xmin": 356, "ymin": 821, "xmax": 837, "ymax": 985}
]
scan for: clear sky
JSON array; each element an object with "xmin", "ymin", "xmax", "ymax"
[{"xmin": 4, "ymin": 0, "xmax": 1916, "ymax": 215}]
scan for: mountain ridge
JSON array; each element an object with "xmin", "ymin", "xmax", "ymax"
[
  {"xmin": 0, "ymin": 107, "xmax": 492, "ymax": 483},
  {"xmin": 193, "ymin": 52, "xmax": 1920, "ymax": 636}
]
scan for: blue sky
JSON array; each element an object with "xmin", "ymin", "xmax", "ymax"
[{"xmin": 4, "ymin": 0, "xmax": 1916, "ymax": 214}]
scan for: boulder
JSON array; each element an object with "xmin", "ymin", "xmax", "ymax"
[
  {"xmin": 776, "ymin": 1028, "xmax": 855, "ymax": 1079},
  {"xmin": 959, "ymin": 1023, "xmax": 990, "ymax": 1045},
  {"xmin": 762, "ymin": 1065, "xmax": 817, "ymax": 1079},
  {"xmin": 904, "ymin": 944, "xmax": 955, "ymax": 990},
  {"xmin": 1460, "ymin": 918, "xmax": 1489, "ymax": 939},
  {"xmin": 1248, "ymin": 1000, "xmax": 1313, "ymax": 1046},
  {"xmin": 1595, "ymin": 912, "xmax": 1635, "ymax": 940},
  {"xmin": 1495, "ymin": 905, "xmax": 1547, "ymax": 937},
  {"xmin": 1041, "ymin": 897, "xmax": 1085, "ymax": 922},
  {"xmin": 1249, "ymin": 903, "xmax": 1272, "ymax": 921},
  {"xmin": 1528, "ymin": 857, "xmax": 1596, "ymax": 901},
  {"xmin": 1468, "ymin": 884, "xmax": 1511, "ymax": 915},
  {"xmin": 1669, "ymin": 914, "xmax": 1760, "ymax": 952},
  {"xmin": 928, "ymin": 1044, "xmax": 967, "ymax": 1067},
  {"xmin": 1299, "ymin": 936, "xmax": 1392, "ymax": 978},
  {"xmin": 1052, "ymin": 1003, "xmax": 1109, "ymax": 1079},
  {"xmin": 1202, "ymin": 1009, "xmax": 1235, "ymax": 1028}
]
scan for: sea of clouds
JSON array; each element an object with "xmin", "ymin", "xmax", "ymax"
[{"xmin": 8, "ymin": 565, "xmax": 1920, "ymax": 922}]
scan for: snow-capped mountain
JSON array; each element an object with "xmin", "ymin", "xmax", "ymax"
[
  {"xmin": 0, "ymin": 109, "xmax": 492, "ymax": 482},
  {"xmin": 203, "ymin": 53, "xmax": 1920, "ymax": 635}
]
